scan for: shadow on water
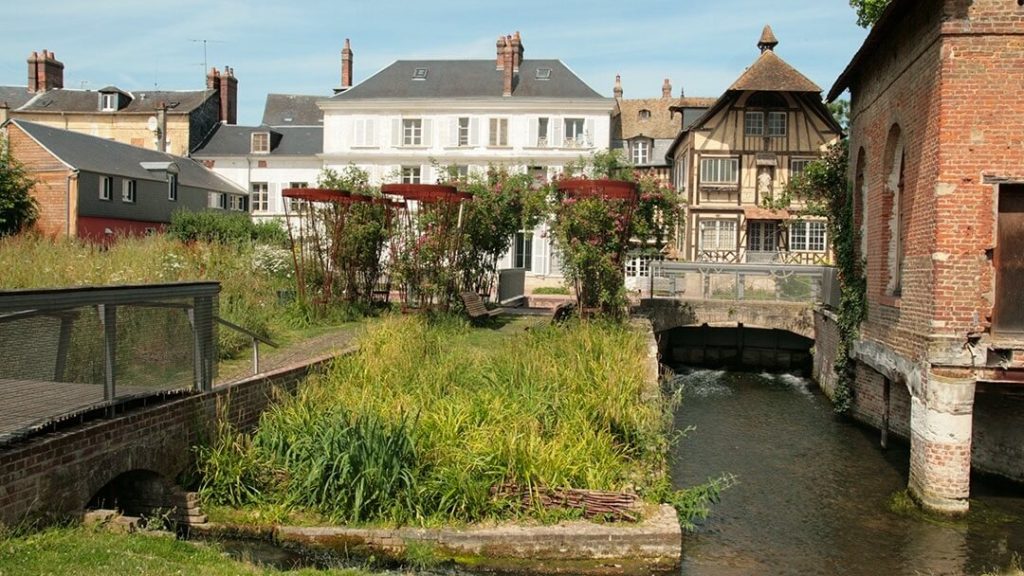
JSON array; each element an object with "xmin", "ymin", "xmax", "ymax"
[{"xmin": 668, "ymin": 366, "xmax": 1024, "ymax": 576}]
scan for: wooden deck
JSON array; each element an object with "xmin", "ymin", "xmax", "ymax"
[{"xmin": 0, "ymin": 378, "xmax": 186, "ymax": 444}]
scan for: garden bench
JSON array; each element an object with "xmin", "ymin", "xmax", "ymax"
[{"xmin": 460, "ymin": 291, "xmax": 504, "ymax": 322}]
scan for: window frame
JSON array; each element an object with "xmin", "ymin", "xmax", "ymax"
[
  {"xmin": 167, "ymin": 173, "xmax": 178, "ymax": 202},
  {"xmin": 564, "ymin": 117, "xmax": 585, "ymax": 146},
  {"xmin": 489, "ymin": 118, "xmax": 509, "ymax": 147},
  {"xmin": 767, "ymin": 111, "xmax": 787, "ymax": 137},
  {"xmin": 699, "ymin": 219, "xmax": 738, "ymax": 252},
  {"xmin": 747, "ymin": 220, "xmax": 778, "ymax": 253},
  {"xmin": 631, "ymin": 140, "xmax": 650, "ymax": 165},
  {"xmin": 401, "ymin": 166, "xmax": 422, "ymax": 184},
  {"xmin": 457, "ymin": 117, "xmax": 471, "ymax": 147},
  {"xmin": 790, "ymin": 158, "xmax": 814, "ymax": 180},
  {"xmin": 402, "ymin": 118, "xmax": 423, "ymax": 147},
  {"xmin": 99, "ymin": 176, "xmax": 113, "ymax": 201},
  {"xmin": 537, "ymin": 117, "xmax": 549, "ymax": 147},
  {"xmin": 789, "ymin": 220, "xmax": 827, "ymax": 252},
  {"xmin": 121, "ymin": 179, "xmax": 137, "ymax": 204},
  {"xmin": 288, "ymin": 182, "xmax": 308, "ymax": 213},
  {"xmin": 744, "ymin": 111, "xmax": 764, "ymax": 136},
  {"xmin": 250, "ymin": 182, "xmax": 269, "ymax": 213},
  {"xmin": 251, "ymin": 132, "xmax": 270, "ymax": 154},
  {"xmin": 699, "ymin": 156, "xmax": 740, "ymax": 186},
  {"xmin": 100, "ymin": 93, "xmax": 117, "ymax": 112}
]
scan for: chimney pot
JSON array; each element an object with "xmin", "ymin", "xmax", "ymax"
[
  {"xmin": 496, "ymin": 35, "xmax": 506, "ymax": 70},
  {"xmin": 613, "ymin": 74, "xmax": 623, "ymax": 99},
  {"xmin": 662, "ymin": 78, "xmax": 672, "ymax": 99}
]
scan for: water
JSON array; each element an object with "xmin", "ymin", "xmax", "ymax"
[{"xmin": 670, "ymin": 368, "xmax": 1024, "ymax": 576}]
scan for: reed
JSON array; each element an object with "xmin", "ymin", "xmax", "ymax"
[{"xmin": 195, "ymin": 314, "xmax": 674, "ymax": 525}]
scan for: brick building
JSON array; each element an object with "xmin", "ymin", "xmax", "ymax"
[
  {"xmin": 0, "ymin": 50, "xmax": 236, "ymax": 157},
  {"xmin": 825, "ymin": 0, "xmax": 1024, "ymax": 513}
]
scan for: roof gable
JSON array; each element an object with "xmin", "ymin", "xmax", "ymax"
[{"xmin": 728, "ymin": 50, "xmax": 821, "ymax": 93}]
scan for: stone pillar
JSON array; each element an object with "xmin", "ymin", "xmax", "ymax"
[{"xmin": 908, "ymin": 370, "xmax": 975, "ymax": 514}]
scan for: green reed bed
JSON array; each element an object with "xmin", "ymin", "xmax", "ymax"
[{"xmin": 195, "ymin": 315, "xmax": 680, "ymax": 526}]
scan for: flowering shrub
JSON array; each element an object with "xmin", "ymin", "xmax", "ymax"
[{"xmin": 551, "ymin": 152, "xmax": 679, "ymax": 319}]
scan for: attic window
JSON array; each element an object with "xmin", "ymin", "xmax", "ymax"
[
  {"xmin": 536, "ymin": 68, "xmax": 552, "ymax": 80},
  {"xmin": 100, "ymin": 93, "xmax": 117, "ymax": 111},
  {"xmin": 638, "ymin": 109, "xmax": 651, "ymax": 121},
  {"xmin": 412, "ymin": 68, "xmax": 428, "ymax": 80},
  {"xmin": 251, "ymin": 132, "xmax": 270, "ymax": 154}
]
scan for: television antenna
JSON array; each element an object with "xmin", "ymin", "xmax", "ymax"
[{"xmin": 189, "ymin": 39, "xmax": 225, "ymax": 77}]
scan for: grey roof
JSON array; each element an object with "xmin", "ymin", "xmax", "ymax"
[
  {"xmin": 192, "ymin": 124, "xmax": 323, "ymax": 157},
  {"xmin": 330, "ymin": 59, "xmax": 604, "ymax": 100},
  {"xmin": 14, "ymin": 88, "xmax": 213, "ymax": 114},
  {"xmin": 262, "ymin": 94, "xmax": 324, "ymax": 126},
  {"xmin": 10, "ymin": 120, "xmax": 242, "ymax": 194},
  {"xmin": 0, "ymin": 86, "xmax": 33, "ymax": 109}
]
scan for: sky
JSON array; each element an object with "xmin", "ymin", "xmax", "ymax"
[{"xmin": 2, "ymin": 1, "xmax": 869, "ymax": 126}]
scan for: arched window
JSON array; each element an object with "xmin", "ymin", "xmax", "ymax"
[
  {"xmin": 854, "ymin": 147, "xmax": 867, "ymax": 259},
  {"xmin": 882, "ymin": 124, "xmax": 905, "ymax": 296}
]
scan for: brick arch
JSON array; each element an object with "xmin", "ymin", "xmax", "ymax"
[
  {"xmin": 88, "ymin": 469, "xmax": 176, "ymax": 516},
  {"xmin": 882, "ymin": 123, "xmax": 906, "ymax": 295},
  {"xmin": 640, "ymin": 299, "xmax": 815, "ymax": 339}
]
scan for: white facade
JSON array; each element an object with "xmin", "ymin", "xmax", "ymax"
[
  {"xmin": 198, "ymin": 156, "xmax": 323, "ymax": 222},
  {"xmin": 319, "ymin": 99, "xmax": 614, "ymax": 277}
]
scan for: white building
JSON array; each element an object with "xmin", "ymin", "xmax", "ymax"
[
  {"xmin": 318, "ymin": 33, "xmax": 615, "ymax": 277},
  {"xmin": 192, "ymin": 94, "xmax": 325, "ymax": 221}
]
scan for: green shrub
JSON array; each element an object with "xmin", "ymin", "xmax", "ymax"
[
  {"xmin": 532, "ymin": 286, "xmax": 570, "ymax": 295},
  {"xmin": 168, "ymin": 210, "xmax": 286, "ymax": 246}
]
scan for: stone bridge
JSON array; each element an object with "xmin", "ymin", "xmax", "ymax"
[{"xmin": 637, "ymin": 298, "xmax": 816, "ymax": 339}]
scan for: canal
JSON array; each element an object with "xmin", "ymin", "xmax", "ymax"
[{"xmin": 670, "ymin": 367, "xmax": 1024, "ymax": 576}]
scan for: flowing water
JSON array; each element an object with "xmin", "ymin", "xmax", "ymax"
[{"xmin": 669, "ymin": 368, "xmax": 1024, "ymax": 576}]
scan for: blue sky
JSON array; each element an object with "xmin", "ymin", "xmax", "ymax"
[{"xmin": 2, "ymin": 1, "xmax": 868, "ymax": 125}]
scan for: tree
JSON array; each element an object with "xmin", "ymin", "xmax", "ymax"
[
  {"xmin": 850, "ymin": 0, "xmax": 890, "ymax": 27},
  {"xmin": 0, "ymin": 140, "xmax": 38, "ymax": 237},
  {"xmin": 828, "ymin": 99, "xmax": 850, "ymax": 132}
]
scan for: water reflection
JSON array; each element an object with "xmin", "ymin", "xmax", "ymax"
[{"xmin": 669, "ymin": 368, "xmax": 1024, "ymax": 576}]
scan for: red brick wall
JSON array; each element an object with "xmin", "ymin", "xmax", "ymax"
[
  {"xmin": 0, "ymin": 356, "xmax": 334, "ymax": 528},
  {"xmin": 6, "ymin": 124, "xmax": 75, "ymax": 237}
]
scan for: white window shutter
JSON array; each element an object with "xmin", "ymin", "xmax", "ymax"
[
  {"xmin": 391, "ymin": 118, "xmax": 401, "ymax": 146},
  {"xmin": 551, "ymin": 119, "xmax": 563, "ymax": 147},
  {"xmin": 528, "ymin": 118, "xmax": 538, "ymax": 147},
  {"xmin": 533, "ymin": 230, "xmax": 549, "ymax": 276},
  {"xmin": 423, "ymin": 119, "xmax": 433, "ymax": 147},
  {"xmin": 351, "ymin": 119, "xmax": 361, "ymax": 146},
  {"xmin": 584, "ymin": 118, "xmax": 595, "ymax": 146},
  {"xmin": 449, "ymin": 118, "xmax": 458, "ymax": 146},
  {"xmin": 422, "ymin": 165, "xmax": 433, "ymax": 184},
  {"xmin": 469, "ymin": 118, "xmax": 480, "ymax": 146},
  {"xmin": 366, "ymin": 119, "xmax": 376, "ymax": 146}
]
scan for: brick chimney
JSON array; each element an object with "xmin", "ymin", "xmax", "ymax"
[
  {"xmin": 155, "ymin": 101, "xmax": 168, "ymax": 153},
  {"xmin": 510, "ymin": 31, "xmax": 523, "ymax": 72},
  {"xmin": 341, "ymin": 38, "xmax": 353, "ymax": 90},
  {"xmin": 496, "ymin": 35, "xmax": 506, "ymax": 70},
  {"xmin": 502, "ymin": 36, "xmax": 514, "ymax": 97},
  {"xmin": 613, "ymin": 74, "xmax": 623, "ymax": 100},
  {"xmin": 662, "ymin": 78, "xmax": 672, "ymax": 99},
  {"xmin": 27, "ymin": 50, "xmax": 64, "ymax": 93},
  {"xmin": 218, "ymin": 66, "xmax": 238, "ymax": 125},
  {"xmin": 206, "ymin": 67, "xmax": 220, "ymax": 90}
]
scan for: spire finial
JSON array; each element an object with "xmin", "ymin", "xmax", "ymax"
[{"xmin": 758, "ymin": 25, "xmax": 779, "ymax": 53}]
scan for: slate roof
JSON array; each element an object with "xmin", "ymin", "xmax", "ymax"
[
  {"xmin": 0, "ymin": 86, "xmax": 33, "ymax": 109},
  {"xmin": 728, "ymin": 50, "xmax": 821, "ymax": 93},
  {"xmin": 192, "ymin": 124, "xmax": 323, "ymax": 157},
  {"xmin": 10, "ymin": 120, "xmax": 242, "ymax": 194},
  {"xmin": 13, "ymin": 88, "xmax": 214, "ymax": 114},
  {"xmin": 329, "ymin": 59, "xmax": 604, "ymax": 100},
  {"xmin": 261, "ymin": 94, "xmax": 324, "ymax": 126}
]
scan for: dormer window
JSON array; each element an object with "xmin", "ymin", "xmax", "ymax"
[
  {"xmin": 631, "ymin": 140, "xmax": 651, "ymax": 165},
  {"xmin": 638, "ymin": 109, "xmax": 651, "ymax": 121},
  {"xmin": 251, "ymin": 132, "xmax": 270, "ymax": 154},
  {"xmin": 100, "ymin": 93, "xmax": 117, "ymax": 111},
  {"xmin": 536, "ymin": 68, "xmax": 552, "ymax": 80},
  {"xmin": 413, "ymin": 67, "xmax": 428, "ymax": 80}
]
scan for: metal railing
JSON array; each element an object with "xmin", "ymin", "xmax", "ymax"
[
  {"xmin": 647, "ymin": 261, "xmax": 833, "ymax": 304},
  {"xmin": 0, "ymin": 282, "xmax": 220, "ymax": 444}
]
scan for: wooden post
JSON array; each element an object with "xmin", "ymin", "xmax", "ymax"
[{"xmin": 881, "ymin": 377, "xmax": 891, "ymax": 449}]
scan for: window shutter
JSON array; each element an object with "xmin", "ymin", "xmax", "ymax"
[
  {"xmin": 528, "ymin": 118, "xmax": 538, "ymax": 147},
  {"xmin": 421, "ymin": 165, "xmax": 432, "ymax": 184},
  {"xmin": 351, "ymin": 119, "xmax": 361, "ymax": 146},
  {"xmin": 533, "ymin": 229, "xmax": 549, "ymax": 275},
  {"xmin": 469, "ymin": 118, "xmax": 480, "ymax": 146},
  {"xmin": 422, "ymin": 119, "xmax": 433, "ymax": 147},
  {"xmin": 391, "ymin": 118, "xmax": 401, "ymax": 146},
  {"xmin": 584, "ymin": 118, "xmax": 595, "ymax": 146},
  {"xmin": 449, "ymin": 118, "xmax": 458, "ymax": 146},
  {"xmin": 551, "ymin": 119, "xmax": 563, "ymax": 147},
  {"xmin": 365, "ymin": 119, "xmax": 376, "ymax": 146}
]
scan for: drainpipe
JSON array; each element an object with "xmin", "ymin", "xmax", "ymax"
[{"xmin": 66, "ymin": 169, "xmax": 78, "ymax": 237}]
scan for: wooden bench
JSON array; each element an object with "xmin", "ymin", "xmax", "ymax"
[{"xmin": 460, "ymin": 291, "xmax": 504, "ymax": 322}]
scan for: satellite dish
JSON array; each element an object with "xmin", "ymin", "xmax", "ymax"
[{"xmin": 147, "ymin": 116, "xmax": 159, "ymax": 132}]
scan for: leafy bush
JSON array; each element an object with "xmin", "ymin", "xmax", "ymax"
[
  {"xmin": 168, "ymin": 210, "xmax": 287, "ymax": 246},
  {"xmin": 0, "ymin": 141, "xmax": 38, "ymax": 237}
]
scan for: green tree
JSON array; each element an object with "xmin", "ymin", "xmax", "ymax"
[
  {"xmin": 0, "ymin": 140, "xmax": 38, "ymax": 237},
  {"xmin": 828, "ymin": 99, "xmax": 850, "ymax": 132},
  {"xmin": 850, "ymin": 0, "xmax": 890, "ymax": 27}
]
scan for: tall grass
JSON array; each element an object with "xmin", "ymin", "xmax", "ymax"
[
  {"xmin": 0, "ymin": 234, "xmax": 289, "ymax": 357},
  {"xmin": 195, "ymin": 315, "xmax": 674, "ymax": 525}
]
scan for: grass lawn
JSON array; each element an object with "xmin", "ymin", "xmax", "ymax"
[{"xmin": 0, "ymin": 526, "xmax": 372, "ymax": 576}]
